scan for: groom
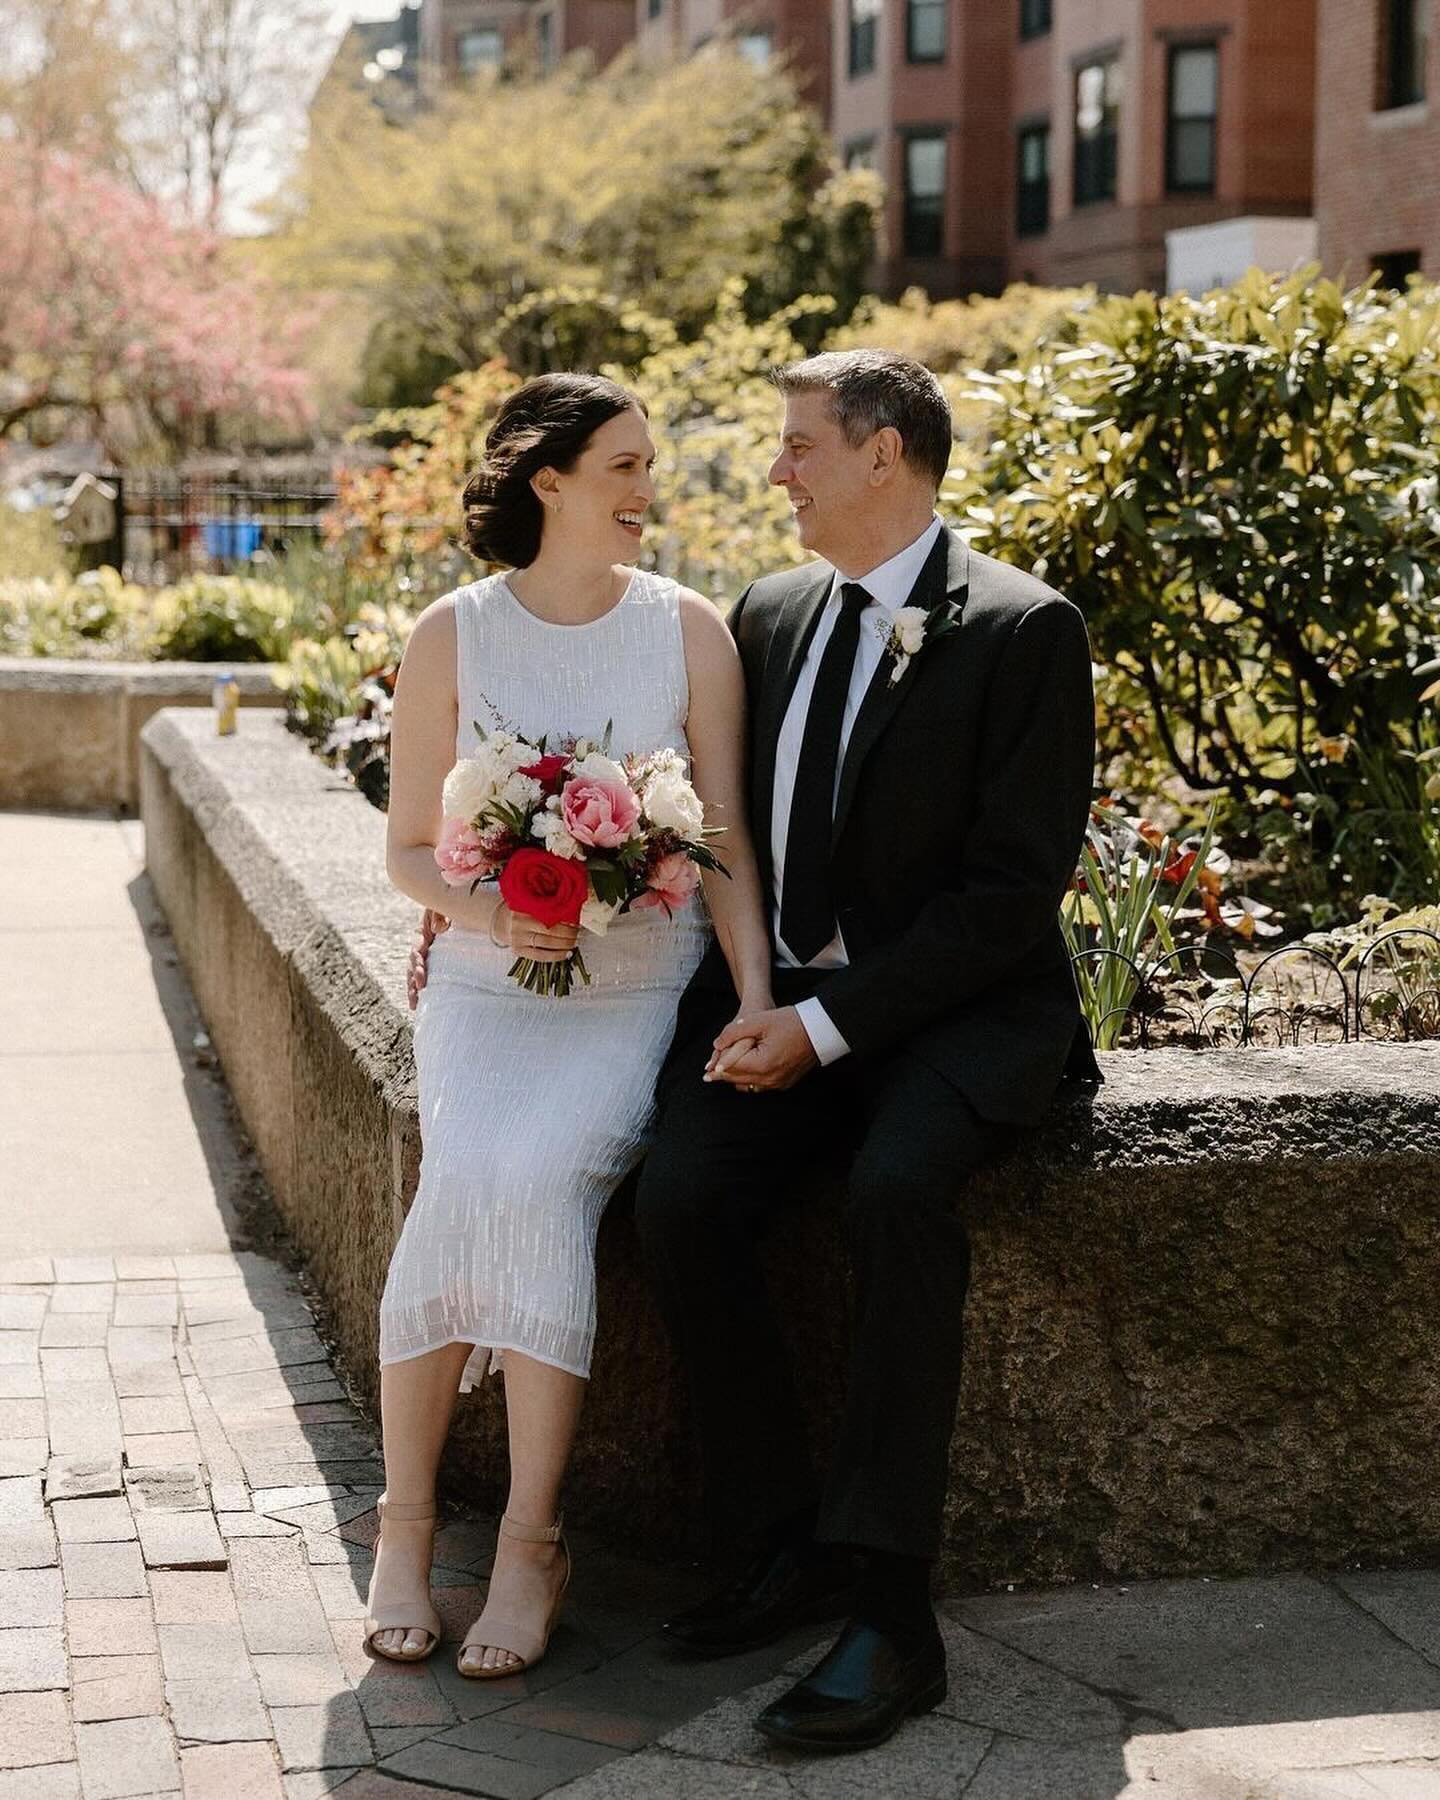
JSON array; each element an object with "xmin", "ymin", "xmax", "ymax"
[{"xmin": 630, "ymin": 349, "xmax": 1100, "ymax": 1753}]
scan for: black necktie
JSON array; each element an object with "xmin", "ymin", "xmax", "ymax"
[{"xmin": 779, "ymin": 581, "xmax": 871, "ymax": 964}]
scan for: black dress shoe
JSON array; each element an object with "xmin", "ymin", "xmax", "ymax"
[
  {"xmin": 754, "ymin": 1617, "xmax": 947, "ymax": 1753},
  {"xmin": 662, "ymin": 1542, "xmax": 855, "ymax": 1658}
]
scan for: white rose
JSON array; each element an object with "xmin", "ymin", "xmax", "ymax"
[
  {"xmin": 442, "ymin": 756, "xmax": 500, "ymax": 819},
  {"xmin": 579, "ymin": 895, "xmax": 619, "ymax": 936},
  {"xmin": 643, "ymin": 767, "xmax": 705, "ymax": 838},
  {"xmin": 532, "ymin": 812, "xmax": 584, "ymax": 860},
  {"xmin": 637, "ymin": 746, "xmax": 685, "ymax": 782},
  {"xmin": 499, "ymin": 772, "xmax": 542, "ymax": 812},
  {"xmin": 892, "ymin": 607, "xmax": 927, "ymax": 657},
  {"xmin": 573, "ymin": 750, "xmax": 629, "ymax": 787}
]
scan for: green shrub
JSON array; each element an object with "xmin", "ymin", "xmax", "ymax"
[
  {"xmin": 142, "ymin": 576, "xmax": 295, "ymax": 663},
  {"xmin": 0, "ymin": 503, "xmax": 72, "ymax": 581},
  {"xmin": 950, "ymin": 268, "xmax": 1440, "ymax": 916},
  {"xmin": 0, "ymin": 568, "xmax": 142, "ymax": 658}
]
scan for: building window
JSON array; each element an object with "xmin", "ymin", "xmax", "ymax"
[
  {"xmin": 849, "ymin": 0, "xmax": 880, "ymax": 77},
  {"xmin": 1020, "ymin": 0, "xmax": 1052, "ymax": 40},
  {"xmin": 1074, "ymin": 55, "xmax": 1121, "ymax": 206},
  {"xmin": 1016, "ymin": 121, "xmax": 1050, "ymax": 236},
  {"xmin": 844, "ymin": 136, "xmax": 878, "ymax": 171},
  {"xmin": 739, "ymin": 30, "xmax": 772, "ymax": 66},
  {"xmin": 1373, "ymin": 248, "xmax": 1422, "ymax": 289},
  {"xmin": 648, "ymin": 0, "xmax": 662, "ymax": 19},
  {"xmin": 903, "ymin": 133, "xmax": 946, "ymax": 256},
  {"xmin": 458, "ymin": 27, "xmax": 502, "ymax": 73},
  {"xmin": 537, "ymin": 10, "xmax": 554, "ymax": 70},
  {"xmin": 1166, "ymin": 43, "xmax": 1218, "ymax": 194},
  {"xmin": 907, "ymin": 0, "xmax": 946, "ymax": 63},
  {"xmin": 1380, "ymin": 0, "xmax": 1428, "ymax": 107}
]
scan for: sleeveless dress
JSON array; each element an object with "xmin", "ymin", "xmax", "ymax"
[{"xmin": 377, "ymin": 568, "xmax": 712, "ymax": 1394}]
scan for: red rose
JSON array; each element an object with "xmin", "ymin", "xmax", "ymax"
[
  {"xmin": 521, "ymin": 753, "xmax": 572, "ymax": 796},
  {"xmin": 498, "ymin": 847, "xmax": 589, "ymax": 928}
]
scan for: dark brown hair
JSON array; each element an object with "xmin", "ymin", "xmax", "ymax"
[
  {"xmin": 771, "ymin": 349, "xmax": 953, "ymax": 490},
  {"xmin": 461, "ymin": 373, "xmax": 644, "ymax": 568}
]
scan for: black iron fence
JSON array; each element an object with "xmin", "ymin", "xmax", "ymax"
[
  {"xmin": 121, "ymin": 471, "xmax": 339, "ymax": 582},
  {"xmin": 1073, "ymin": 927, "xmax": 1440, "ymax": 1051}
]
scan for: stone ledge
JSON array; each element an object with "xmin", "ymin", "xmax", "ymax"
[
  {"xmin": 0, "ymin": 656, "xmax": 282, "ymax": 811},
  {"xmin": 139, "ymin": 707, "xmax": 1440, "ymax": 1586}
]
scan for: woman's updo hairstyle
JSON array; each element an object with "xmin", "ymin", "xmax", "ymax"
[{"xmin": 461, "ymin": 372, "xmax": 644, "ymax": 569}]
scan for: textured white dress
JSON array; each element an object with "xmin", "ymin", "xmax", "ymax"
[{"xmin": 377, "ymin": 568, "xmax": 712, "ymax": 1394}]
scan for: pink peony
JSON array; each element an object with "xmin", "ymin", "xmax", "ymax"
[
  {"xmin": 633, "ymin": 850, "xmax": 702, "ymax": 913},
  {"xmin": 435, "ymin": 816, "xmax": 493, "ymax": 886},
  {"xmin": 561, "ymin": 776, "xmax": 641, "ymax": 849}
]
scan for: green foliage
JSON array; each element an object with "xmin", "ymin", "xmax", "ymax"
[
  {"xmin": 1061, "ymin": 800, "xmax": 1221, "ymax": 1049},
  {"xmin": 280, "ymin": 47, "xmax": 878, "ymax": 397},
  {"xmin": 833, "ymin": 283, "xmax": 1092, "ymax": 448},
  {"xmin": 950, "ymin": 269, "xmax": 1440, "ymax": 913},
  {"xmin": 952, "ymin": 270, "xmax": 1440, "ymax": 795},
  {"xmin": 0, "ymin": 503, "xmax": 72, "ymax": 580},
  {"xmin": 144, "ymin": 576, "xmax": 296, "ymax": 663},
  {"xmin": 0, "ymin": 563, "xmax": 372, "ymax": 666},
  {"xmin": 0, "ymin": 567, "xmax": 137, "ymax": 657}
]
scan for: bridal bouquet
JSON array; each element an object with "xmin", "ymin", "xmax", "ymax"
[{"xmin": 434, "ymin": 723, "xmax": 725, "ymax": 997}]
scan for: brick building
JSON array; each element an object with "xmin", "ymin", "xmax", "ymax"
[
  {"xmin": 1315, "ymin": 0, "xmax": 1438, "ymax": 283},
  {"xmin": 829, "ymin": 0, "xmax": 1316, "ymax": 297},
  {"xmin": 418, "ymin": 0, "xmax": 535, "ymax": 85},
  {"xmin": 635, "ymin": 0, "xmax": 832, "ymax": 118}
]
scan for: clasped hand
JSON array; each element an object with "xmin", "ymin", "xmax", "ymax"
[{"xmin": 704, "ymin": 1004, "xmax": 818, "ymax": 1093}]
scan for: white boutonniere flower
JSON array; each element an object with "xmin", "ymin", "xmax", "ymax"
[{"xmin": 883, "ymin": 606, "xmax": 931, "ymax": 686}]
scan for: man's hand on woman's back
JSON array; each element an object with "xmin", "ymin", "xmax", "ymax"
[{"xmin": 407, "ymin": 909, "xmax": 450, "ymax": 1010}]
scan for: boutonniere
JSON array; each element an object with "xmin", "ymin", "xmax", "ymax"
[{"xmin": 880, "ymin": 599, "xmax": 961, "ymax": 686}]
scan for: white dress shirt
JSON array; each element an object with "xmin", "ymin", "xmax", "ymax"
[{"xmin": 772, "ymin": 516, "xmax": 947, "ymax": 1065}]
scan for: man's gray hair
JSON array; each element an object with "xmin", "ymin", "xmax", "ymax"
[{"xmin": 770, "ymin": 349, "xmax": 953, "ymax": 489}]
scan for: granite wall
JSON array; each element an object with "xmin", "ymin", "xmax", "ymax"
[
  {"xmin": 138, "ymin": 706, "xmax": 1440, "ymax": 1588},
  {"xmin": 0, "ymin": 658, "xmax": 281, "ymax": 812}
]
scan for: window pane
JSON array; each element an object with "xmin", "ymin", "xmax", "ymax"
[
  {"xmin": 459, "ymin": 29, "xmax": 502, "ymax": 70},
  {"xmin": 740, "ymin": 30, "xmax": 771, "ymax": 66},
  {"xmin": 1021, "ymin": 128, "xmax": 1048, "ymax": 181},
  {"xmin": 1171, "ymin": 45, "xmax": 1217, "ymax": 115},
  {"xmin": 1170, "ymin": 119, "xmax": 1214, "ymax": 187},
  {"xmin": 909, "ymin": 0, "xmax": 945, "ymax": 60},
  {"xmin": 1020, "ymin": 0, "xmax": 1052, "ymax": 38},
  {"xmin": 845, "ymin": 139, "xmax": 877, "ymax": 170},
  {"xmin": 907, "ymin": 136, "xmax": 945, "ymax": 199}
]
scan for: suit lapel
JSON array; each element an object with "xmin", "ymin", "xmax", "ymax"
[
  {"xmin": 751, "ymin": 562, "xmax": 834, "ymax": 881},
  {"xmin": 830, "ymin": 528, "xmax": 970, "ymax": 851}
]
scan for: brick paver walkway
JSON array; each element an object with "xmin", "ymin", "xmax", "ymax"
[
  {"xmin": 0, "ymin": 1246, "xmax": 817, "ymax": 1799},
  {"xmin": 0, "ymin": 813, "xmax": 825, "ymax": 1797}
]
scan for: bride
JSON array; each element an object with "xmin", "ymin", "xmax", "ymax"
[{"xmin": 366, "ymin": 373, "xmax": 773, "ymax": 1676}]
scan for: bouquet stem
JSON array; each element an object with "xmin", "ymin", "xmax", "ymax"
[{"xmin": 508, "ymin": 948, "xmax": 591, "ymax": 999}]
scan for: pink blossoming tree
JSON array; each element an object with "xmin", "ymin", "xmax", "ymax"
[{"xmin": 0, "ymin": 147, "xmax": 311, "ymax": 454}]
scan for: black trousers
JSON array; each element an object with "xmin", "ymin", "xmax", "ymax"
[{"xmin": 633, "ymin": 966, "xmax": 1022, "ymax": 1562}]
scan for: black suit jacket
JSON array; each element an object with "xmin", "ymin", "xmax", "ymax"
[{"xmin": 719, "ymin": 525, "xmax": 1102, "ymax": 1127}]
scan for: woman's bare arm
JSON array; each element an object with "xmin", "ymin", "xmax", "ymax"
[{"xmin": 679, "ymin": 590, "xmax": 773, "ymax": 1010}]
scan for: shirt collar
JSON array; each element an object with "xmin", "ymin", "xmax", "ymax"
[{"xmin": 827, "ymin": 515, "xmax": 945, "ymax": 617}]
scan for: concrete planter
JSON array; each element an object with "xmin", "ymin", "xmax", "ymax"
[
  {"xmin": 139, "ymin": 706, "xmax": 1440, "ymax": 1588},
  {"xmin": 0, "ymin": 657, "xmax": 282, "ymax": 812}
]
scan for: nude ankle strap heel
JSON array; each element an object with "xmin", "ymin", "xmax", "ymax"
[
  {"xmin": 458, "ymin": 1512, "xmax": 571, "ymax": 1679},
  {"xmin": 364, "ymin": 1493, "xmax": 443, "ymax": 1663}
]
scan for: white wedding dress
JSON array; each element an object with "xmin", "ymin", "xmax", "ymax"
[{"xmin": 377, "ymin": 569, "xmax": 712, "ymax": 1393}]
